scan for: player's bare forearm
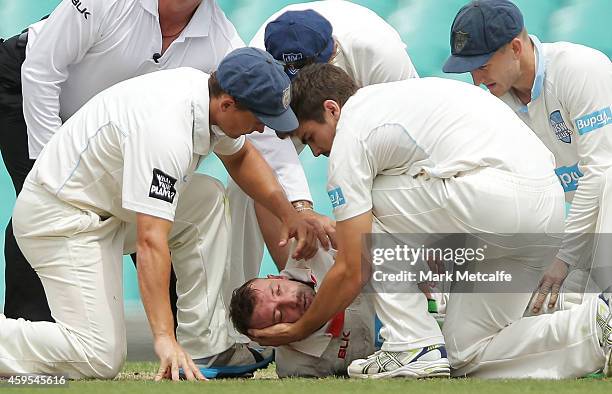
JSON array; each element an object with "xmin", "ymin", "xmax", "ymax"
[
  {"xmin": 219, "ymin": 140, "xmax": 294, "ymax": 221},
  {"xmin": 296, "ymin": 256, "xmax": 362, "ymax": 336},
  {"xmin": 294, "ymin": 212, "xmax": 372, "ymax": 337},
  {"xmin": 254, "ymin": 202, "xmax": 290, "ymax": 269},
  {"xmin": 136, "ymin": 213, "xmax": 175, "ymax": 339}
]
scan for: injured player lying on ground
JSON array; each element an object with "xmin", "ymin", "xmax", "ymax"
[
  {"xmin": 230, "ymin": 246, "xmax": 377, "ymax": 377},
  {"xmin": 229, "ymin": 245, "xmax": 449, "ymax": 378}
]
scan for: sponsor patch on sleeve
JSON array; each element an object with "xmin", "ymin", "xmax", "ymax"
[
  {"xmin": 574, "ymin": 106, "xmax": 612, "ymax": 135},
  {"xmin": 554, "ymin": 163, "xmax": 583, "ymax": 193},
  {"xmin": 149, "ymin": 168, "xmax": 177, "ymax": 203},
  {"xmin": 328, "ymin": 187, "xmax": 346, "ymax": 209}
]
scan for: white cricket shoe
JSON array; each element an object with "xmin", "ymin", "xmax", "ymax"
[
  {"xmin": 597, "ymin": 293, "xmax": 612, "ymax": 377},
  {"xmin": 347, "ymin": 344, "xmax": 450, "ymax": 379}
]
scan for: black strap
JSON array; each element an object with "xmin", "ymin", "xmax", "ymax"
[
  {"xmin": 16, "ymin": 32, "xmax": 28, "ymax": 49},
  {"xmin": 3, "ymin": 13, "xmax": 48, "ymax": 51}
]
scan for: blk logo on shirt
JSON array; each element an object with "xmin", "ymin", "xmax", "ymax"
[
  {"xmin": 71, "ymin": 0, "xmax": 91, "ymax": 20},
  {"xmin": 149, "ymin": 168, "xmax": 177, "ymax": 203}
]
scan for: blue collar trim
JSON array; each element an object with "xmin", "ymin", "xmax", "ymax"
[{"xmin": 518, "ymin": 35, "xmax": 545, "ymax": 113}]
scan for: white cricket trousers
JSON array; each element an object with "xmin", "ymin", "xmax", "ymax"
[
  {"xmin": 0, "ymin": 174, "xmax": 235, "ymax": 379},
  {"xmin": 370, "ymin": 167, "xmax": 605, "ymax": 378}
]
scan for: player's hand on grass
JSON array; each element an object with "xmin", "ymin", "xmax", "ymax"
[
  {"xmin": 153, "ymin": 334, "xmax": 206, "ymax": 382},
  {"xmin": 531, "ymin": 257, "xmax": 569, "ymax": 314},
  {"xmin": 279, "ymin": 213, "xmax": 319, "ymax": 260},
  {"xmin": 248, "ymin": 323, "xmax": 300, "ymax": 346},
  {"xmin": 298, "ymin": 209, "xmax": 337, "ymax": 250}
]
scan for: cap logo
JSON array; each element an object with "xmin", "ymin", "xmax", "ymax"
[
  {"xmin": 282, "ymin": 53, "xmax": 303, "ymax": 63},
  {"xmin": 453, "ymin": 31, "xmax": 469, "ymax": 53},
  {"xmin": 282, "ymin": 53, "xmax": 303, "ymax": 76},
  {"xmin": 282, "ymin": 86, "xmax": 291, "ymax": 110}
]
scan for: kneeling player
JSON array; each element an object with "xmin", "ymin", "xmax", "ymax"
[{"xmin": 248, "ymin": 64, "xmax": 612, "ymax": 379}]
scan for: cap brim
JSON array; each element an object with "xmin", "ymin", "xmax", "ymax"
[
  {"xmin": 442, "ymin": 52, "xmax": 494, "ymax": 73},
  {"xmin": 254, "ymin": 108, "xmax": 299, "ymax": 133}
]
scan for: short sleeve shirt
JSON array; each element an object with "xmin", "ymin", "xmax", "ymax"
[
  {"xmin": 30, "ymin": 68, "xmax": 244, "ymax": 222},
  {"xmin": 328, "ymin": 78, "xmax": 556, "ymax": 221}
]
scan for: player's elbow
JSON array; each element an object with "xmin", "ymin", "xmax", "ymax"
[
  {"xmin": 136, "ymin": 230, "xmax": 169, "ymax": 266},
  {"xmin": 335, "ymin": 264, "xmax": 364, "ymax": 299}
]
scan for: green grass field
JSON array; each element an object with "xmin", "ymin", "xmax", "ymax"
[{"xmin": 1, "ymin": 362, "xmax": 610, "ymax": 394}]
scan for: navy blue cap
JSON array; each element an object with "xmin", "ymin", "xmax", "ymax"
[
  {"xmin": 264, "ymin": 9, "xmax": 334, "ymax": 79},
  {"xmin": 443, "ymin": 0, "xmax": 524, "ymax": 73},
  {"xmin": 217, "ymin": 47, "xmax": 298, "ymax": 132}
]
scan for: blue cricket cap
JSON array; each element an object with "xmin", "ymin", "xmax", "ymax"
[
  {"xmin": 264, "ymin": 9, "xmax": 334, "ymax": 79},
  {"xmin": 443, "ymin": 0, "xmax": 524, "ymax": 73},
  {"xmin": 217, "ymin": 47, "xmax": 298, "ymax": 132}
]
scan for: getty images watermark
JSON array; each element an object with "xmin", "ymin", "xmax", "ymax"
[
  {"xmin": 370, "ymin": 243, "xmax": 511, "ymax": 284},
  {"xmin": 359, "ymin": 233, "xmax": 605, "ymax": 294}
]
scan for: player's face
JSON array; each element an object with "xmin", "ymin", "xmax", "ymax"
[
  {"xmin": 215, "ymin": 97, "xmax": 266, "ymax": 138},
  {"xmin": 294, "ymin": 119, "xmax": 336, "ymax": 157},
  {"xmin": 470, "ymin": 42, "xmax": 520, "ymax": 97},
  {"xmin": 248, "ymin": 277, "xmax": 316, "ymax": 329}
]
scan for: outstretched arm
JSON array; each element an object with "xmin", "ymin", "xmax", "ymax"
[{"xmin": 136, "ymin": 213, "xmax": 204, "ymax": 381}]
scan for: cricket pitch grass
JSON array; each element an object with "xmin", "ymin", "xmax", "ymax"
[{"xmin": 0, "ymin": 362, "xmax": 610, "ymax": 394}]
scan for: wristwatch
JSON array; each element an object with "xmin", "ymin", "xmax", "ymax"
[{"xmin": 292, "ymin": 200, "xmax": 314, "ymax": 212}]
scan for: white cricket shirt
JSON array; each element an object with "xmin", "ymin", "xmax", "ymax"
[
  {"xmin": 29, "ymin": 68, "xmax": 244, "ymax": 223},
  {"xmin": 276, "ymin": 248, "xmax": 375, "ymax": 376},
  {"xmin": 22, "ymin": 0, "xmax": 244, "ymax": 159},
  {"xmin": 499, "ymin": 36, "xmax": 612, "ymax": 266},
  {"xmin": 247, "ymin": 0, "xmax": 419, "ymax": 203},
  {"xmin": 327, "ymin": 78, "xmax": 557, "ymax": 222},
  {"xmin": 278, "ymin": 248, "xmax": 336, "ymax": 358}
]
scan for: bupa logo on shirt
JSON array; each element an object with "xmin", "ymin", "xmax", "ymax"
[
  {"xmin": 328, "ymin": 187, "xmax": 346, "ymax": 209},
  {"xmin": 575, "ymin": 106, "xmax": 612, "ymax": 135},
  {"xmin": 149, "ymin": 168, "xmax": 177, "ymax": 203},
  {"xmin": 549, "ymin": 110, "xmax": 572, "ymax": 143},
  {"xmin": 554, "ymin": 163, "xmax": 583, "ymax": 193}
]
